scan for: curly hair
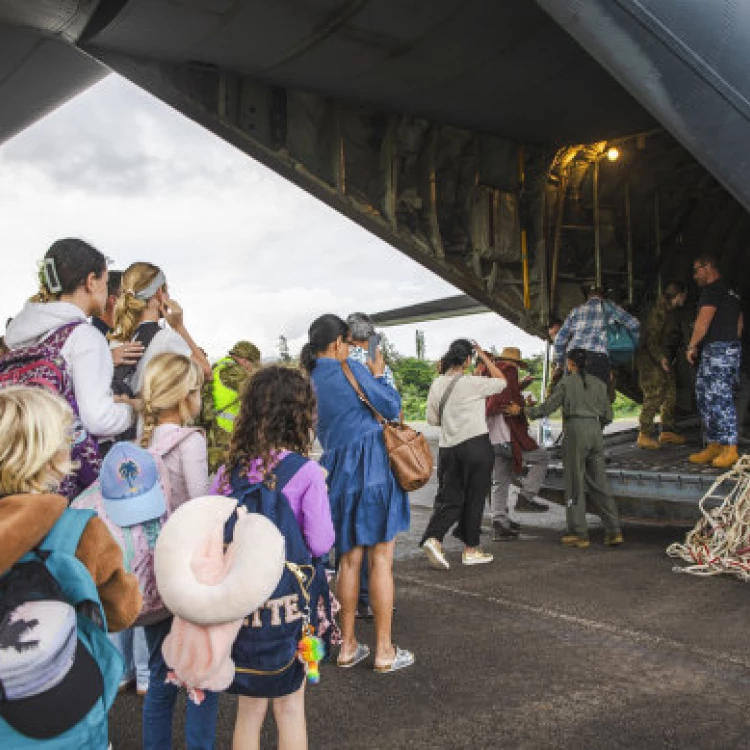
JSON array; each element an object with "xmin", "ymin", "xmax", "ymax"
[{"xmin": 226, "ymin": 366, "xmax": 316, "ymax": 484}]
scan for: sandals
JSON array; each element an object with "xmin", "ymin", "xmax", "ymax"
[
  {"xmin": 373, "ymin": 646, "xmax": 415, "ymax": 674},
  {"xmin": 337, "ymin": 642, "xmax": 370, "ymax": 668}
]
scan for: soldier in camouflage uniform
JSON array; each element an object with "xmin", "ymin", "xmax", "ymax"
[
  {"xmin": 201, "ymin": 340, "xmax": 261, "ymax": 473},
  {"xmin": 636, "ymin": 281, "xmax": 687, "ymax": 449}
]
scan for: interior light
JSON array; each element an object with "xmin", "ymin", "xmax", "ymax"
[{"xmin": 606, "ymin": 147, "xmax": 620, "ymax": 162}]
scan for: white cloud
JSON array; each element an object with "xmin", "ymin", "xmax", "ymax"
[{"xmin": 0, "ymin": 74, "xmax": 544, "ymax": 361}]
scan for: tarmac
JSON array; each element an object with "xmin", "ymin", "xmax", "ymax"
[{"xmin": 109, "ymin": 426, "xmax": 750, "ymax": 749}]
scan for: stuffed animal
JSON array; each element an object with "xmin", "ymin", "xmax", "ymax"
[{"xmin": 154, "ymin": 496, "xmax": 285, "ymax": 697}]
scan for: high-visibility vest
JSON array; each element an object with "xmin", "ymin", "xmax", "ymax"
[{"xmin": 212, "ymin": 358, "xmax": 241, "ymax": 433}]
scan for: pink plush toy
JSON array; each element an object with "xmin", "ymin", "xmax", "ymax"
[{"xmin": 155, "ymin": 497, "xmax": 285, "ymax": 703}]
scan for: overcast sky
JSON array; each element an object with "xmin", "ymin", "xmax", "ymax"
[{"xmin": 0, "ymin": 74, "xmax": 543, "ymax": 362}]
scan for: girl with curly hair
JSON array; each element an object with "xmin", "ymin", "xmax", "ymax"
[{"xmin": 210, "ymin": 365, "xmax": 334, "ymax": 750}]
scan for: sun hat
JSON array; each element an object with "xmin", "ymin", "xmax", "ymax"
[
  {"xmin": 101, "ymin": 443, "xmax": 167, "ymax": 527},
  {"xmin": 0, "ymin": 599, "xmax": 103, "ymax": 739},
  {"xmin": 497, "ymin": 347, "xmax": 526, "ymax": 366}
]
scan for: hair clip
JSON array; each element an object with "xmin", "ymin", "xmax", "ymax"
[{"xmin": 39, "ymin": 258, "xmax": 62, "ymax": 294}]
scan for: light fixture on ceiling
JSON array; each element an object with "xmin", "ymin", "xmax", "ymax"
[{"xmin": 606, "ymin": 146, "xmax": 620, "ymax": 162}]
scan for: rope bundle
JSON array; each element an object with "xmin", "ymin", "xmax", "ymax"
[{"xmin": 667, "ymin": 455, "xmax": 750, "ymax": 581}]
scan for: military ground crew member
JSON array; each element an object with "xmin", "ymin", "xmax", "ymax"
[
  {"xmin": 636, "ymin": 281, "xmax": 687, "ymax": 449},
  {"xmin": 513, "ymin": 348, "xmax": 622, "ymax": 549},
  {"xmin": 202, "ymin": 340, "xmax": 261, "ymax": 472}
]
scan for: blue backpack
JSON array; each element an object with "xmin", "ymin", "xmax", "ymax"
[
  {"xmin": 0, "ymin": 509, "xmax": 123, "ymax": 749},
  {"xmin": 223, "ymin": 453, "xmax": 331, "ymax": 698},
  {"xmin": 602, "ymin": 300, "xmax": 640, "ymax": 365}
]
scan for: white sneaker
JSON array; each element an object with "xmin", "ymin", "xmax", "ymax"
[
  {"xmin": 423, "ymin": 538, "xmax": 449, "ymax": 569},
  {"xmin": 462, "ymin": 548, "xmax": 493, "ymax": 565}
]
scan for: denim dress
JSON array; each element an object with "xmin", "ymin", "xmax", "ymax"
[{"xmin": 311, "ymin": 358, "xmax": 409, "ymax": 554}]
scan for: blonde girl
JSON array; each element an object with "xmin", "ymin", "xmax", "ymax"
[
  {"xmin": 111, "ymin": 262, "xmax": 211, "ymax": 396},
  {"xmin": 137, "ymin": 353, "xmax": 219, "ymax": 750},
  {"xmin": 0, "ymin": 386, "xmax": 140, "ymax": 743}
]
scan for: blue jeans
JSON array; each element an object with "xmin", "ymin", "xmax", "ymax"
[
  {"xmin": 142, "ymin": 618, "xmax": 219, "ymax": 750},
  {"xmin": 109, "ymin": 627, "xmax": 149, "ymax": 687}
]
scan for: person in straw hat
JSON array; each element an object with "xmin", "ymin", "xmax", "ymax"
[{"xmin": 478, "ymin": 346, "xmax": 550, "ymax": 540}]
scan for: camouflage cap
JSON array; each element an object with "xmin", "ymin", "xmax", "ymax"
[{"xmin": 229, "ymin": 340, "xmax": 261, "ymax": 362}]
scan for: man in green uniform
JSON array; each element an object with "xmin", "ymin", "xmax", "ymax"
[
  {"xmin": 201, "ymin": 340, "xmax": 261, "ymax": 472},
  {"xmin": 636, "ymin": 281, "xmax": 687, "ymax": 449}
]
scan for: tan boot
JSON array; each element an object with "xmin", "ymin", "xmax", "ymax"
[
  {"xmin": 712, "ymin": 445, "xmax": 739, "ymax": 469},
  {"xmin": 659, "ymin": 431, "xmax": 686, "ymax": 445},
  {"xmin": 637, "ymin": 432, "xmax": 660, "ymax": 450},
  {"xmin": 689, "ymin": 443, "xmax": 722, "ymax": 464}
]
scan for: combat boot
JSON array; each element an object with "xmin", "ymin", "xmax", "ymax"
[
  {"xmin": 659, "ymin": 431, "xmax": 686, "ymax": 445},
  {"xmin": 688, "ymin": 443, "xmax": 722, "ymax": 464},
  {"xmin": 637, "ymin": 432, "xmax": 660, "ymax": 450},
  {"xmin": 712, "ymin": 445, "xmax": 739, "ymax": 469}
]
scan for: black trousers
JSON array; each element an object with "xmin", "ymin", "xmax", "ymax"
[{"xmin": 420, "ymin": 433, "xmax": 494, "ymax": 548}]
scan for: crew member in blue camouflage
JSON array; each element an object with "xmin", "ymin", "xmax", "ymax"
[{"xmin": 687, "ymin": 254, "xmax": 744, "ymax": 469}]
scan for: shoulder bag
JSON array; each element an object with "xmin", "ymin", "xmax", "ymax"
[{"xmin": 341, "ymin": 362, "xmax": 434, "ymax": 492}]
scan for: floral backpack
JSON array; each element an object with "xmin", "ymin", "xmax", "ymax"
[{"xmin": 0, "ymin": 322, "xmax": 101, "ymax": 499}]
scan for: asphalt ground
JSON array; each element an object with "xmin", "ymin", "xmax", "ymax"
[
  {"xmin": 109, "ymin": 425, "xmax": 750, "ymax": 748},
  {"xmin": 109, "ymin": 516, "xmax": 750, "ymax": 749}
]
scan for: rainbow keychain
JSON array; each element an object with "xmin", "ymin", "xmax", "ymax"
[{"xmin": 297, "ymin": 621, "xmax": 325, "ymax": 684}]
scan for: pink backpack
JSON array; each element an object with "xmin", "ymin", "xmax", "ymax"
[{"xmin": 72, "ymin": 428, "xmax": 201, "ymax": 626}]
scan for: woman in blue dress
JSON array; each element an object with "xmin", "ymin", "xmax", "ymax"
[{"xmin": 301, "ymin": 314, "xmax": 414, "ymax": 674}]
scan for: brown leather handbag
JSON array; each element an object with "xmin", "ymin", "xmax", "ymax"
[{"xmin": 342, "ymin": 362, "xmax": 434, "ymax": 492}]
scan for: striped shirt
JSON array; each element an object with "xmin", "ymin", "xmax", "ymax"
[{"xmin": 554, "ymin": 297, "xmax": 640, "ymax": 366}]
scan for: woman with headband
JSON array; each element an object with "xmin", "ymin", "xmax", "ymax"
[{"xmin": 111, "ymin": 262, "xmax": 211, "ymax": 398}]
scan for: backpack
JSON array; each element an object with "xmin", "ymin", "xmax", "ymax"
[
  {"xmin": 72, "ymin": 428, "xmax": 201, "ymax": 626},
  {"xmin": 111, "ymin": 321, "xmax": 162, "ymax": 398},
  {"xmin": 0, "ymin": 508, "xmax": 123, "ymax": 748},
  {"xmin": 0, "ymin": 322, "xmax": 101, "ymax": 500},
  {"xmin": 602, "ymin": 300, "xmax": 640, "ymax": 365},
  {"xmin": 223, "ymin": 453, "xmax": 332, "ymax": 698}
]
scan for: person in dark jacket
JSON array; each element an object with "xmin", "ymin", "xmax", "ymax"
[{"xmin": 479, "ymin": 347, "xmax": 550, "ymax": 541}]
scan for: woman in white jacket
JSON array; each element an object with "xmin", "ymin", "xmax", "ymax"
[
  {"xmin": 5, "ymin": 239, "xmax": 135, "ymax": 437},
  {"xmin": 4, "ymin": 239, "xmax": 135, "ymax": 494}
]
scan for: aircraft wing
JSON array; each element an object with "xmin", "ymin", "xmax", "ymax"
[
  {"xmin": 0, "ymin": 22, "xmax": 105, "ymax": 146},
  {"xmin": 371, "ymin": 295, "xmax": 490, "ymax": 327}
]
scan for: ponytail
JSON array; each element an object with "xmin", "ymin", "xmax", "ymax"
[
  {"xmin": 299, "ymin": 343, "xmax": 317, "ymax": 373},
  {"xmin": 567, "ymin": 348, "xmax": 589, "ymax": 388},
  {"xmin": 112, "ymin": 262, "xmax": 163, "ymax": 342},
  {"xmin": 300, "ymin": 314, "xmax": 349, "ymax": 374}
]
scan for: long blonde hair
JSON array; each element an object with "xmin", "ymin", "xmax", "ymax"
[
  {"xmin": 0, "ymin": 387, "xmax": 76, "ymax": 494},
  {"xmin": 112, "ymin": 262, "xmax": 163, "ymax": 342},
  {"xmin": 140, "ymin": 353, "xmax": 204, "ymax": 447}
]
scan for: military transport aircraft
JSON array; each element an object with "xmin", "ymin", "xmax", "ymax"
[{"xmin": 2, "ymin": 0, "xmax": 749, "ymax": 519}]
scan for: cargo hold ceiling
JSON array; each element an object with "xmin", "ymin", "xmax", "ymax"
[{"xmin": 80, "ymin": 0, "xmax": 654, "ymax": 144}]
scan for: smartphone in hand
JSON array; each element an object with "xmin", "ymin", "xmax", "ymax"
[{"xmin": 367, "ymin": 333, "xmax": 381, "ymax": 361}]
